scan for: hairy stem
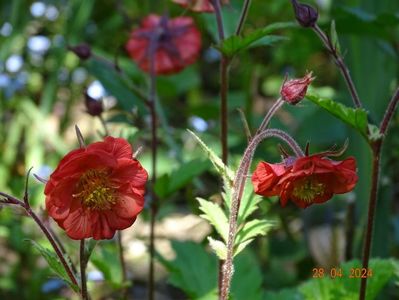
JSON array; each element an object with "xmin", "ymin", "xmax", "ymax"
[
  {"xmin": 312, "ymin": 25, "xmax": 363, "ymax": 109},
  {"xmin": 256, "ymin": 98, "xmax": 284, "ymax": 134},
  {"xmin": 221, "ymin": 129, "xmax": 303, "ymax": 299},
  {"xmin": 80, "ymin": 239, "xmax": 89, "ymax": 300}
]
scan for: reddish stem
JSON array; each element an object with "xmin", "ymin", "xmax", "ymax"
[{"xmin": 312, "ymin": 25, "xmax": 363, "ymax": 109}]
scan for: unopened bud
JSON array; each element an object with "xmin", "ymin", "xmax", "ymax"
[
  {"xmin": 69, "ymin": 43, "xmax": 92, "ymax": 60},
  {"xmin": 280, "ymin": 71, "xmax": 315, "ymax": 105},
  {"xmin": 84, "ymin": 92, "xmax": 103, "ymax": 116},
  {"xmin": 291, "ymin": 0, "xmax": 318, "ymax": 28}
]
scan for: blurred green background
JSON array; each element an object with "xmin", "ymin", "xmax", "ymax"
[{"xmin": 0, "ymin": 0, "xmax": 398, "ymax": 299}]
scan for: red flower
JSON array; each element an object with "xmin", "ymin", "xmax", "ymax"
[
  {"xmin": 280, "ymin": 71, "xmax": 315, "ymax": 104},
  {"xmin": 252, "ymin": 153, "xmax": 357, "ymax": 208},
  {"xmin": 45, "ymin": 137, "xmax": 148, "ymax": 240},
  {"xmin": 171, "ymin": 0, "xmax": 229, "ymax": 13},
  {"xmin": 125, "ymin": 15, "xmax": 202, "ymax": 75}
]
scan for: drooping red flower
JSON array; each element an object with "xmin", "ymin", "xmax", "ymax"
[
  {"xmin": 252, "ymin": 153, "xmax": 357, "ymax": 208},
  {"xmin": 125, "ymin": 15, "xmax": 202, "ymax": 75},
  {"xmin": 171, "ymin": 0, "xmax": 229, "ymax": 13},
  {"xmin": 45, "ymin": 137, "xmax": 148, "ymax": 240},
  {"xmin": 280, "ymin": 71, "xmax": 315, "ymax": 104}
]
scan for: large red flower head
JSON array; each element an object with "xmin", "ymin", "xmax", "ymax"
[
  {"xmin": 171, "ymin": 0, "xmax": 229, "ymax": 13},
  {"xmin": 125, "ymin": 14, "xmax": 202, "ymax": 75},
  {"xmin": 45, "ymin": 137, "xmax": 148, "ymax": 240},
  {"xmin": 252, "ymin": 152, "xmax": 358, "ymax": 208}
]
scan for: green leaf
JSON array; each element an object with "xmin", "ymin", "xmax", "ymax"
[
  {"xmin": 217, "ymin": 22, "xmax": 295, "ymax": 57},
  {"xmin": 85, "ymin": 58, "xmax": 146, "ymax": 113},
  {"xmin": 207, "ymin": 237, "xmax": 227, "ymax": 260},
  {"xmin": 237, "ymin": 181, "xmax": 262, "ymax": 224},
  {"xmin": 188, "ymin": 130, "xmax": 235, "ymax": 185},
  {"xmin": 28, "ymin": 240, "xmax": 79, "ymax": 292},
  {"xmin": 157, "ymin": 241, "xmax": 217, "ymax": 299},
  {"xmin": 368, "ymin": 124, "xmax": 383, "ymax": 142},
  {"xmin": 154, "ymin": 159, "xmax": 211, "ymax": 198},
  {"xmin": 306, "ymin": 93, "xmax": 369, "ymax": 139},
  {"xmin": 236, "ymin": 219, "xmax": 273, "ymax": 245},
  {"xmin": 299, "ymin": 259, "xmax": 399, "ymax": 300},
  {"xmin": 264, "ymin": 288, "xmax": 304, "ymax": 300},
  {"xmin": 197, "ymin": 198, "xmax": 229, "ymax": 242}
]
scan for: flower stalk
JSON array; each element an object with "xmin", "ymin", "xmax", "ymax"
[
  {"xmin": 359, "ymin": 86, "xmax": 399, "ymax": 299},
  {"xmin": 80, "ymin": 239, "xmax": 89, "ymax": 300},
  {"xmin": 221, "ymin": 128, "xmax": 304, "ymax": 299}
]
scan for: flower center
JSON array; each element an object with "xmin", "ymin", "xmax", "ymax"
[
  {"xmin": 73, "ymin": 169, "xmax": 116, "ymax": 210},
  {"xmin": 291, "ymin": 176, "xmax": 325, "ymax": 203}
]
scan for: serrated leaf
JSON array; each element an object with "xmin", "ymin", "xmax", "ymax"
[
  {"xmin": 330, "ymin": 20, "xmax": 341, "ymax": 54},
  {"xmin": 197, "ymin": 198, "xmax": 229, "ymax": 242},
  {"xmin": 237, "ymin": 181, "xmax": 262, "ymax": 224},
  {"xmin": 306, "ymin": 93, "xmax": 369, "ymax": 140},
  {"xmin": 28, "ymin": 240, "xmax": 79, "ymax": 292},
  {"xmin": 188, "ymin": 130, "xmax": 234, "ymax": 185},
  {"xmin": 236, "ymin": 219, "xmax": 273, "ymax": 245},
  {"xmin": 234, "ymin": 239, "xmax": 253, "ymax": 258},
  {"xmin": 207, "ymin": 237, "xmax": 227, "ymax": 260},
  {"xmin": 217, "ymin": 22, "xmax": 296, "ymax": 57}
]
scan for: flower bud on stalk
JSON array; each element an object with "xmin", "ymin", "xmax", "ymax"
[
  {"xmin": 291, "ymin": 0, "xmax": 318, "ymax": 28},
  {"xmin": 280, "ymin": 71, "xmax": 315, "ymax": 105},
  {"xmin": 84, "ymin": 92, "xmax": 103, "ymax": 117},
  {"xmin": 69, "ymin": 43, "xmax": 92, "ymax": 60}
]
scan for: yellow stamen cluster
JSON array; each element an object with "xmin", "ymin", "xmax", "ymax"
[
  {"xmin": 292, "ymin": 176, "xmax": 325, "ymax": 203},
  {"xmin": 73, "ymin": 169, "xmax": 116, "ymax": 210}
]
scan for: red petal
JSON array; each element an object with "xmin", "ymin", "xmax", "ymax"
[
  {"xmin": 252, "ymin": 161, "xmax": 287, "ymax": 196},
  {"xmin": 92, "ymin": 214, "xmax": 115, "ymax": 240},
  {"xmin": 62, "ymin": 204, "xmax": 97, "ymax": 240},
  {"xmin": 111, "ymin": 158, "xmax": 148, "ymax": 188},
  {"xmin": 88, "ymin": 136, "xmax": 133, "ymax": 160}
]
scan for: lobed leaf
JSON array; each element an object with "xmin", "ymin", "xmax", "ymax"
[
  {"xmin": 28, "ymin": 240, "xmax": 79, "ymax": 292},
  {"xmin": 187, "ymin": 130, "xmax": 235, "ymax": 185},
  {"xmin": 197, "ymin": 198, "xmax": 229, "ymax": 242},
  {"xmin": 217, "ymin": 22, "xmax": 295, "ymax": 57}
]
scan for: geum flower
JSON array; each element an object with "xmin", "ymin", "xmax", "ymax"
[
  {"xmin": 171, "ymin": 0, "xmax": 229, "ymax": 13},
  {"xmin": 125, "ymin": 14, "xmax": 201, "ymax": 75},
  {"xmin": 45, "ymin": 137, "xmax": 148, "ymax": 240},
  {"xmin": 252, "ymin": 148, "xmax": 358, "ymax": 208}
]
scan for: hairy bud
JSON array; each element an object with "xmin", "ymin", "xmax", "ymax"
[
  {"xmin": 280, "ymin": 72, "xmax": 315, "ymax": 105},
  {"xmin": 291, "ymin": 0, "xmax": 318, "ymax": 28}
]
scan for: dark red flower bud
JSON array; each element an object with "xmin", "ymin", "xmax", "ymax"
[
  {"xmin": 280, "ymin": 71, "xmax": 315, "ymax": 105},
  {"xmin": 69, "ymin": 43, "xmax": 92, "ymax": 60},
  {"xmin": 84, "ymin": 92, "xmax": 103, "ymax": 116},
  {"xmin": 291, "ymin": 0, "xmax": 318, "ymax": 28}
]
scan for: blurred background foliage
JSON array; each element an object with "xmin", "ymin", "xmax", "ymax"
[{"xmin": 0, "ymin": 0, "xmax": 398, "ymax": 299}]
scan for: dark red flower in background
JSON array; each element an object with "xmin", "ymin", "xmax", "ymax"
[
  {"xmin": 252, "ymin": 153, "xmax": 357, "ymax": 208},
  {"xmin": 280, "ymin": 71, "xmax": 315, "ymax": 105},
  {"xmin": 45, "ymin": 137, "xmax": 148, "ymax": 240},
  {"xmin": 171, "ymin": 0, "xmax": 229, "ymax": 13},
  {"xmin": 125, "ymin": 15, "xmax": 202, "ymax": 75}
]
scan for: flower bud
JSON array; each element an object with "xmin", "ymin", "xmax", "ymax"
[
  {"xmin": 84, "ymin": 92, "xmax": 103, "ymax": 116},
  {"xmin": 69, "ymin": 43, "xmax": 92, "ymax": 60},
  {"xmin": 291, "ymin": 0, "xmax": 318, "ymax": 28},
  {"xmin": 280, "ymin": 72, "xmax": 315, "ymax": 105}
]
